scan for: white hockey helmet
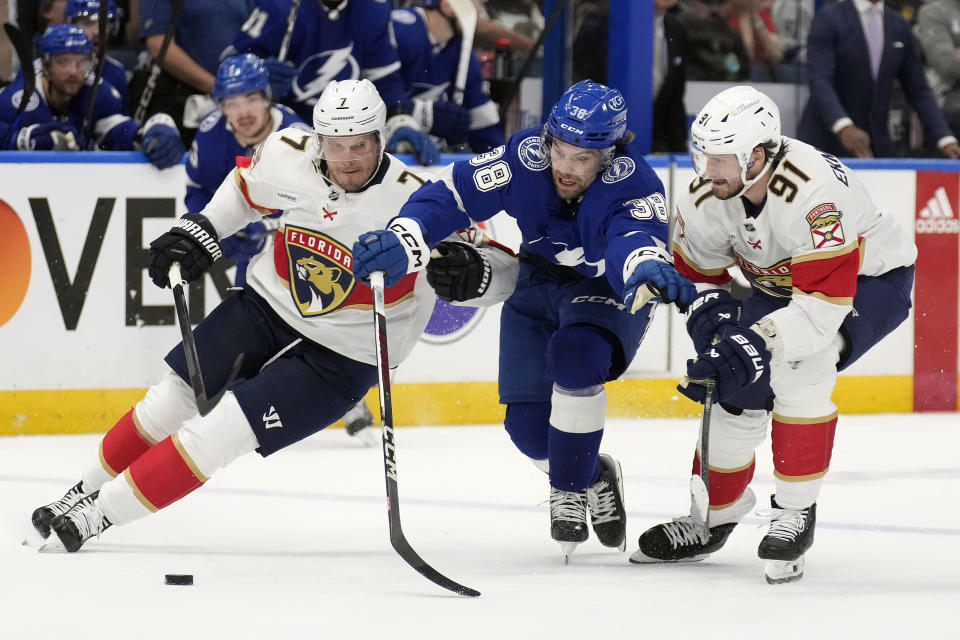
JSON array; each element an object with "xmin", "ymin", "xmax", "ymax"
[
  {"xmin": 689, "ymin": 85, "xmax": 782, "ymax": 194},
  {"xmin": 312, "ymin": 79, "xmax": 387, "ymax": 161}
]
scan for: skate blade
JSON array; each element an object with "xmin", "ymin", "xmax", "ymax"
[
  {"xmin": 764, "ymin": 557, "xmax": 805, "ymax": 584},
  {"xmin": 628, "ymin": 549, "xmax": 707, "ymax": 565},
  {"xmin": 37, "ymin": 535, "xmax": 67, "ymax": 553},
  {"xmin": 560, "ymin": 541, "xmax": 579, "ymax": 565},
  {"xmin": 350, "ymin": 426, "xmax": 380, "ymax": 447}
]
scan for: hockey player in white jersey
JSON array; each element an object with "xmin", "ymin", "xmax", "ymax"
[
  {"xmin": 629, "ymin": 86, "xmax": 917, "ymax": 583},
  {"xmin": 29, "ymin": 79, "xmax": 510, "ymax": 552}
]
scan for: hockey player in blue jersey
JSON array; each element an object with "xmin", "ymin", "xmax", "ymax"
[
  {"xmin": 353, "ymin": 80, "xmax": 697, "ymax": 559},
  {"xmin": 0, "ymin": 25, "xmax": 184, "ymax": 168},
  {"xmin": 65, "ymin": 0, "xmax": 129, "ymax": 114},
  {"xmin": 187, "ymin": 53, "xmax": 308, "ymax": 285},
  {"xmin": 391, "ymin": 0, "xmax": 503, "ymax": 153},
  {"xmin": 229, "ymin": 0, "xmax": 441, "ymax": 165}
]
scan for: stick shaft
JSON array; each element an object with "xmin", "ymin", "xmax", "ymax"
[
  {"xmin": 133, "ymin": 0, "xmax": 186, "ymax": 124},
  {"xmin": 278, "ymin": 0, "xmax": 302, "ymax": 62}
]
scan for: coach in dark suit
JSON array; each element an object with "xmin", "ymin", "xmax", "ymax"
[{"xmin": 798, "ymin": 0, "xmax": 960, "ymax": 158}]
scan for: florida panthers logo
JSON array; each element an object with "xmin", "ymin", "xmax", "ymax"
[
  {"xmin": 735, "ymin": 254, "xmax": 792, "ymax": 298},
  {"xmin": 285, "ymin": 226, "xmax": 356, "ymax": 316},
  {"xmin": 292, "ymin": 44, "xmax": 360, "ymax": 105}
]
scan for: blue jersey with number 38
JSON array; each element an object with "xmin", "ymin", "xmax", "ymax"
[{"xmin": 397, "ymin": 126, "xmax": 670, "ymax": 296}]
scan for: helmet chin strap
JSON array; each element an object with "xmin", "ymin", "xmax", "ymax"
[{"xmin": 734, "ymin": 155, "xmax": 773, "ymax": 198}]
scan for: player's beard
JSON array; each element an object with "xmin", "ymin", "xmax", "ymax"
[
  {"xmin": 551, "ymin": 167, "xmax": 596, "ymax": 200},
  {"xmin": 326, "ymin": 156, "xmax": 378, "ymax": 192},
  {"xmin": 232, "ymin": 110, "xmax": 272, "ymax": 147},
  {"xmin": 708, "ymin": 176, "xmax": 745, "ymax": 200}
]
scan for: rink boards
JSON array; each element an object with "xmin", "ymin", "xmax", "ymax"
[{"xmin": 0, "ymin": 152, "xmax": 957, "ymax": 434}]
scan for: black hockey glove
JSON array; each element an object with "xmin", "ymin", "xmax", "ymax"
[
  {"xmin": 426, "ymin": 241, "xmax": 491, "ymax": 302},
  {"xmin": 148, "ymin": 213, "xmax": 223, "ymax": 289},
  {"xmin": 686, "ymin": 289, "xmax": 742, "ymax": 353}
]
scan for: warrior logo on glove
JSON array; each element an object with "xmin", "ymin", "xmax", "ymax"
[{"xmin": 286, "ymin": 226, "xmax": 356, "ymax": 316}]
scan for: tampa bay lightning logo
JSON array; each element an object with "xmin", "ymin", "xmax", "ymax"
[
  {"xmin": 292, "ymin": 44, "xmax": 360, "ymax": 105},
  {"xmin": 601, "ymin": 157, "xmax": 635, "ymax": 184},
  {"xmin": 11, "ymin": 89, "xmax": 40, "ymax": 112},
  {"xmin": 517, "ymin": 136, "xmax": 549, "ymax": 171}
]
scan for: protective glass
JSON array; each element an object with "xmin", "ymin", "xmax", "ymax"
[
  {"xmin": 545, "ymin": 135, "xmax": 605, "ymax": 177},
  {"xmin": 689, "ymin": 143, "xmax": 743, "ymax": 180},
  {"xmin": 317, "ymin": 132, "xmax": 380, "ymax": 162},
  {"xmin": 221, "ymin": 92, "xmax": 270, "ymax": 116}
]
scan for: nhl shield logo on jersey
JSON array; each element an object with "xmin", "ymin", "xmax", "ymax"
[
  {"xmin": 518, "ymin": 136, "xmax": 549, "ymax": 171},
  {"xmin": 601, "ymin": 157, "xmax": 635, "ymax": 184},
  {"xmin": 285, "ymin": 225, "xmax": 356, "ymax": 316},
  {"xmin": 806, "ymin": 203, "xmax": 845, "ymax": 249}
]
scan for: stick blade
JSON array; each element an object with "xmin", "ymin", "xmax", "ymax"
[{"xmin": 391, "ymin": 531, "xmax": 481, "ymax": 597}]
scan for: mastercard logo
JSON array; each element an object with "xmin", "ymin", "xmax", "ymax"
[{"xmin": 0, "ymin": 199, "xmax": 31, "ymax": 326}]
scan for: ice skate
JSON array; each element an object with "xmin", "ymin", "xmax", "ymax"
[
  {"xmin": 586, "ymin": 454, "xmax": 626, "ymax": 550},
  {"xmin": 630, "ymin": 487, "xmax": 756, "ymax": 564},
  {"xmin": 758, "ymin": 496, "xmax": 816, "ymax": 585},
  {"xmin": 550, "ymin": 487, "xmax": 588, "ymax": 563},
  {"xmin": 343, "ymin": 400, "xmax": 378, "ymax": 446},
  {"xmin": 31, "ymin": 481, "xmax": 88, "ymax": 539},
  {"xmin": 49, "ymin": 491, "xmax": 112, "ymax": 553}
]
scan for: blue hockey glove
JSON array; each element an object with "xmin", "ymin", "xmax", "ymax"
[
  {"xmin": 678, "ymin": 329, "xmax": 770, "ymax": 404},
  {"xmin": 429, "ymin": 101, "xmax": 470, "ymax": 143},
  {"xmin": 352, "ymin": 230, "xmax": 408, "ymax": 287},
  {"xmin": 221, "ymin": 221, "xmax": 268, "ymax": 264},
  {"xmin": 148, "ymin": 213, "xmax": 223, "ymax": 289},
  {"xmin": 353, "ymin": 218, "xmax": 430, "ymax": 287},
  {"xmin": 623, "ymin": 258, "xmax": 696, "ymax": 312},
  {"xmin": 142, "ymin": 127, "xmax": 185, "ymax": 169},
  {"xmin": 388, "ymin": 126, "xmax": 441, "ymax": 166},
  {"xmin": 263, "ymin": 57, "xmax": 297, "ymax": 98},
  {"xmin": 16, "ymin": 122, "xmax": 80, "ymax": 150},
  {"xmin": 686, "ymin": 289, "xmax": 742, "ymax": 353}
]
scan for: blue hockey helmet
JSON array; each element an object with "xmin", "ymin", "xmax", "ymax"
[
  {"xmin": 65, "ymin": 0, "xmax": 118, "ymax": 20},
  {"xmin": 544, "ymin": 80, "xmax": 628, "ymax": 150},
  {"xmin": 39, "ymin": 24, "xmax": 93, "ymax": 56},
  {"xmin": 212, "ymin": 54, "xmax": 272, "ymax": 101}
]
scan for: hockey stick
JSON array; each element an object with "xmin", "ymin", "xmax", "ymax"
[
  {"xmin": 277, "ymin": 0, "xmax": 302, "ymax": 62},
  {"xmin": 79, "ymin": 0, "xmax": 111, "ymax": 149},
  {"xmin": 168, "ymin": 263, "xmax": 244, "ymax": 417},
  {"xmin": 369, "ymin": 271, "xmax": 481, "ymax": 598},
  {"xmin": 446, "ymin": 0, "xmax": 477, "ymax": 106},
  {"xmin": 133, "ymin": 0, "xmax": 186, "ymax": 125},
  {"xmin": 690, "ymin": 378, "xmax": 715, "ymax": 538},
  {"xmin": 0, "ymin": 23, "xmax": 36, "ymax": 150},
  {"xmin": 628, "ymin": 282, "xmax": 690, "ymax": 314}
]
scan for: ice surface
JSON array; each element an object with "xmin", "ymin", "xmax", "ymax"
[{"xmin": 2, "ymin": 414, "xmax": 958, "ymax": 639}]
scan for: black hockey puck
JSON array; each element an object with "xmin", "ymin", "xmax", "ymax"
[{"xmin": 164, "ymin": 574, "xmax": 194, "ymax": 586}]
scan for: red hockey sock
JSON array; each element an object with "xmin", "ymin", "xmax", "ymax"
[
  {"xmin": 771, "ymin": 413, "xmax": 838, "ymax": 481},
  {"xmin": 99, "ymin": 408, "xmax": 155, "ymax": 477},
  {"xmin": 692, "ymin": 451, "xmax": 756, "ymax": 508},
  {"xmin": 124, "ymin": 435, "xmax": 206, "ymax": 512}
]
